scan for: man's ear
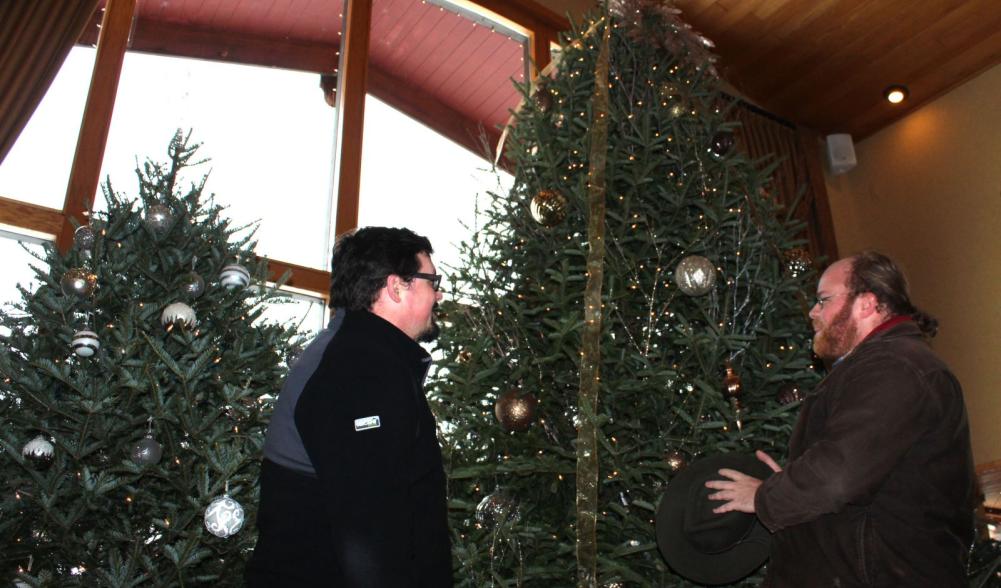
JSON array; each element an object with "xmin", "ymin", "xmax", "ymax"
[
  {"xmin": 856, "ymin": 291, "xmax": 880, "ymax": 318},
  {"xmin": 385, "ymin": 274, "xmax": 405, "ymax": 303}
]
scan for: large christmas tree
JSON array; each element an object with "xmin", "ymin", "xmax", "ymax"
[
  {"xmin": 0, "ymin": 133, "xmax": 302, "ymax": 586},
  {"xmin": 431, "ymin": 3, "xmax": 820, "ymax": 586}
]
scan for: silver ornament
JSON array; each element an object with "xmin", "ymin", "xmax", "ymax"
[
  {"xmin": 674, "ymin": 255, "xmax": 716, "ymax": 296},
  {"xmin": 144, "ymin": 204, "xmax": 175, "ymax": 236},
  {"xmin": 71, "ymin": 330, "xmax": 100, "ymax": 357},
  {"xmin": 60, "ymin": 268, "xmax": 97, "ymax": 297},
  {"xmin": 161, "ymin": 302, "xmax": 197, "ymax": 331},
  {"xmin": 130, "ymin": 435, "xmax": 163, "ymax": 466},
  {"xmin": 73, "ymin": 225, "xmax": 96, "ymax": 250},
  {"xmin": 22, "ymin": 435, "xmax": 54, "ymax": 470},
  {"xmin": 219, "ymin": 264, "xmax": 251, "ymax": 289},
  {"xmin": 204, "ymin": 495, "xmax": 245, "ymax": 538},
  {"xmin": 180, "ymin": 271, "xmax": 205, "ymax": 299},
  {"xmin": 475, "ymin": 489, "xmax": 521, "ymax": 529}
]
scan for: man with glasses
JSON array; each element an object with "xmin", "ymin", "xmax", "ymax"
[
  {"xmin": 247, "ymin": 227, "xmax": 451, "ymax": 586},
  {"xmin": 706, "ymin": 251, "xmax": 975, "ymax": 586}
]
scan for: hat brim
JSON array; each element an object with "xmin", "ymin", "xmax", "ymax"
[{"xmin": 656, "ymin": 453, "xmax": 773, "ymax": 585}]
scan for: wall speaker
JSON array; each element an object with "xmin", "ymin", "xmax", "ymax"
[{"xmin": 825, "ymin": 133, "xmax": 857, "ymax": 175}]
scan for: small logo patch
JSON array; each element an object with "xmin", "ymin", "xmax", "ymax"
[{"xmin": 354, "ymin": 416, "xmax": 381, "ymax": 431}]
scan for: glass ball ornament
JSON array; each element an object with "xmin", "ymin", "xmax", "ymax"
[
  {"xmin": 664, "ymin": 449, "xmax": 688, "ymax": 473},
  {"xmin": 204, "ymin": 494, "xmax": 245, "ymax": 538},
  {"xmin": 60, "ymin": 268, "xmax": 97, "ymax": 298},
  {"xmin": 494, "ymin": 390, "xmax": 537, "ymax": 432},
  {"xmin": 529, "ymin": 189, "xmax": 568, "ymax": 228},
  {"xmin": 73, "ymin": 225, "xmax": 96, "ymax": 250},
  {"xmin": 143, "ymin": 203, "xmax": 175, "ymax": 236},
  {"xmin": 475, "ymin": 489, "xmax": 521, "ymax": 529},
  {"xmin": 220, "ymin": 264, "xmax": 251, "ymax": 289},
  {"xmin": 71, "ymin": 330, "xmax": 100, "ymax": 357},
  {"xmin": 673, "ymin": 255, "xmax": 716, "ymax": 296},
  {"xmin": 130, "ymin": 435, "xmax": 163, "ymax": 466},
  {"xmin": 709, "ymin": 130, "xmax": 736, "ymax": 159},
  {"xmin": 777, "ymin": 383, "xmax": 805, "ymax": 405},
  {"xmin": 180, "ymin": 271, "xmax": 206, "ymax": 299},
  {"xmin": 22, "ymin": 435, "xmax": 54, "ymax": 470},
  {"xmin": 161, "ymin": 302, "xmax": 197, "ymax": 331},
  {"xmin": 784, "ymin": 247, "xmax": 813, "ymax": 278}
]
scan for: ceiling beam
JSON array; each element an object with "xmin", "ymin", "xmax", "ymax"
[{"xmin": 58, "ymin": 0, "xmax": 136, "ymax": 252}]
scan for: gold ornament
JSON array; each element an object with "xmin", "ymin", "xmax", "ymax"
[
  {"xmin": 784, "ymin": 247, "xmax": 813, "ymax": 278},
  {"xmin": 60, "ymin": 268, "xmax": 97, "ymax": 298},
  {"xmin": 777, "ymin": 383, "xmax": 805, "ymax": 405},
  {"xmin": 664, "ymin": 449, "xmax": 688, "ymax": 473},
  {"xmin": 494, "ymin": 390, "xmax": 537, "ymax": 432},
  {"xmin": 723, "ymin": 364, "xmax": 742, "ymax": 399},
  {"xmin": 457, "ymin": 349, "xmax": 472, "ymax": 363},
  {"xmin": 530, "ymin": 189, "xmax": 569, "ymax": 227}
]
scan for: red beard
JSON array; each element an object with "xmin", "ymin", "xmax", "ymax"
[{"xmin": 812, "ymin": 297, "xmax": 859, "ymax": 360}]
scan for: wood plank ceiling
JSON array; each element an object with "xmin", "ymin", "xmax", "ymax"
[
  {"xmin": 82, "ymin": 0, "xmax": 528, "ymax": 158},
  {"xmin": 671, "ymin": 0, "xmax": 1001, "ymax": 139}
]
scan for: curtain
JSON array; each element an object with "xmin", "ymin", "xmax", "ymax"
[{"xmin": 0, "ymin": 0, "xmax": 101, "ymax": 165}]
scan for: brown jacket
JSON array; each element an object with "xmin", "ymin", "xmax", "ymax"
[{"xmin": 756, "ymin": 321, "xmax": 975, "ymax": 587}]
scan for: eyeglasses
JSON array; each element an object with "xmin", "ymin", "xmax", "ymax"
[
  {"xmin": 411, "ymin": 272, "xmax": 442, "ymax": 291},
  {"xmin": 813, "ymin": 292, "xmax": 850, "ymax": 309}
]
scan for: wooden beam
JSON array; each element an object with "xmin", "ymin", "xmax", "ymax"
[
  {"xmin": 0, "ymin": 196, "xmax": 63, "ymax": 237},
  {"xmin": 57, "ymin": 0, "xmax": 136, "ymax": 252},
  {"xmin": 265, "ymin": 258, "xmax": 329, "ymax": 296},
  {"xmin": 332, "ymin": 0, "xmax": 372, "ymax": 238}
]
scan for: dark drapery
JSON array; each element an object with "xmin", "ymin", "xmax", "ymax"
[{"xmin": 0, "ymin": 0, "xmax": 100, "ymax": 165}]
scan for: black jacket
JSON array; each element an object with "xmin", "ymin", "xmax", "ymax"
[
  {"xmin": 756, "ymin": 321, "xmax": 975, "ymax": 587},
  {"xmin": 247, "ymin": 310, "xmax": 451, "ymax": 586}
]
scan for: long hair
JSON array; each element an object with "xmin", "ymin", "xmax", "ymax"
[
  {"xmin": 328, "ymin": 227, "xmax": 433, "ymax": 310},
  {"xmin": 847, "ymin": 250, "xmax": 938, "ymax": 337}
]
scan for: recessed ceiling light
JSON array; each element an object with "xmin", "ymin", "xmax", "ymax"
[{"xmin": 883, "ymin": 85, "xmax": 909, "ymax": 104}]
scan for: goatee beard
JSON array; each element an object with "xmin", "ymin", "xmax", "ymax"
[
  {"xmin": 417, "ymin": 319, "xmax": 440, "ymax": 343},
  {"xmin": 813, "ymin": 298, "xmax": 858, "ymax": 360}
]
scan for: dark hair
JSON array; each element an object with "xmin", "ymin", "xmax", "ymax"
[
  {"xmin": 847, "ymin": 250, "xmax": 938, "ymax": 337},
  {"xmin": 328, "ymin": 227, "xmax": 434, "ymax": 310}
]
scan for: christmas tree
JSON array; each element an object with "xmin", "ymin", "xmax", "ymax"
[
  {"xmin": 0, "ymin": 132, "xmax": 302, "ymax": 586},
  {"xmin": 431, "ymin": 2, "xmax": 820, "ymax": 586}
]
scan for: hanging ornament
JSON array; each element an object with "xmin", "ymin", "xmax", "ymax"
[
  {"xmin": 777, "ymin": 383, "xmax": 805, "ymax": 405},
  {"xmin": 143, "ymin": 204, "xmax": 175, "ymax": 236},
  {"xmin": 204, "ymin": 494, "xmax": 245, "ymax": 538},
  {"xmin": 533, "ymin": 80, "xmax": 554, "ymax": 113},
  {"xmin": 60, "ymin": 268, "xmax": 97, "ymax": 298},
  {"xmin": 722, "ymin": 364, "xmax": 742, "ymax": 399},
  {"xmin": 161, "ymin": 302, "xmax": 197, "ymax": 331},
  {"xmin": 784, "ymin": 247, "xmax": 813, "ymax": 278},
  {"xmin": 130, "ymin": 436, "xmax": 163, "ymax": 466},
  {"xmin": 529, "ymin": 189, "xmax": 568, "ymax": 228},
  {"xmin": 673, "ymin": 255, "xmax": 716, "ymax": 296},
  {"xmin": 71, "ymin": 330, "xmax": 100, "ymax": 357},
  {"xmin": 494, "ymin": 390, "xmax": 537, "ymax": 432},
  {"xmin": 180, "ymin": 271, "xmax": 205, "ymax": 299},
  {"xmin": 22, "ymin": 435, "xmax": 54, "ymax": 471},
  {"xmin": 475, "ymin": 489, "xmax": 521, "ymax": 529},
  {"xmin": 220, "ymin": 264, "xmax": 251, "ymax": 289},
  {"xmin": 131, "ymin": 417, "xmax": 162, "ymax": 466},
  {"xmin": 664, "ymin": 449, "xmax": 688, "ymax": 473},
  {"xmin": 709, "ymin": 130, "xmax": 735, "ymax": 159},
  {"xmin": 73, "ymin": 225, "xmax": 96, "ymax": 251}
]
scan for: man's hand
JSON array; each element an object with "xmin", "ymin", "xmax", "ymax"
[{"xmin": 704, "ymin": 450, "xmax": 782, "ymax": 514}]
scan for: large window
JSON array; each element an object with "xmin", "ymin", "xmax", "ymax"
[
  {"xmin": 0, "ymin": 231, "xmax": 48, "ymax": 335},
  {"xmin": 96, "ymin": 53, "xmax": 338, "ymax": 271}
]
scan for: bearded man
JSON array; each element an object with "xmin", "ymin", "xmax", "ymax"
[
  {"xmin": 705, "ymin": 251, "xmax": 975, "ymax": 586},
  {"xmin": 247, "ymin": 227, "xmax": 451, "ymax": 587}
]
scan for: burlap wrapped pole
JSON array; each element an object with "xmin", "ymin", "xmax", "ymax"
[{"xmin": 575, "ymin": 13, "xmax": 611, "ymax": 588}]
